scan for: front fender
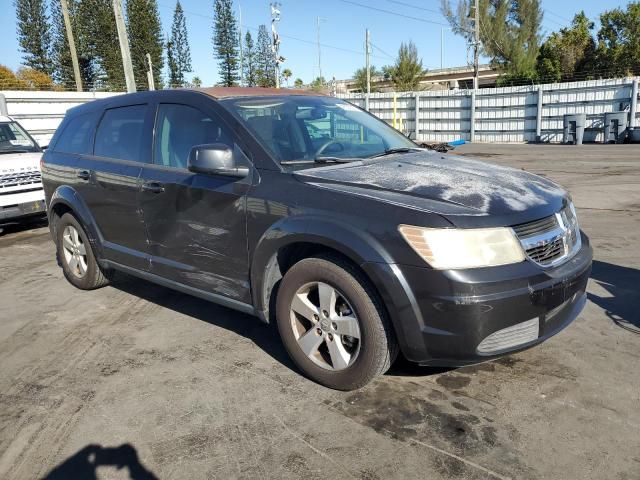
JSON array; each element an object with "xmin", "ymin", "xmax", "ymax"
[
  {"xmin": 250, "ymin": 214, "xmax": 396, "ymax": 316},
  {"xmin": 49, "ymin": 185, "xmax": 103, "ymax": 255},
  {"xmin": 249, "ymin": 214, "xmax": 423, "ymax": 359}
]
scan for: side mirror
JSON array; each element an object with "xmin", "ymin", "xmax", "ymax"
[{"xmin": 188, "ymin": 143, "xmax": 249, "ymax": 178}]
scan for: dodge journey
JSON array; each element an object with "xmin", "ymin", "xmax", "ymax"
[{"xmin": 41, "ymin": 88, "xmax": 592, "ymax": 390}]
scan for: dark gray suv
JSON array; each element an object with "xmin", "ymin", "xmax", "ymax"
[{"xmin": 41, "ymin": 88, "xmax": 592, "ymax": 390}]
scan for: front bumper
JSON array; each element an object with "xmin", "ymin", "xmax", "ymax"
[
  {"xmin": 0, "ymin": 198, "xmax": 46, "ymax": 223},
  {"xmin": 363, "ymin": 232, "xmax": 592, "ymax": 365}
]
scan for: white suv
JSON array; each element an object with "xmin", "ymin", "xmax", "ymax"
[{"xmin": 0, "ymin": 115, "xmax": 45, "ymax": 224}]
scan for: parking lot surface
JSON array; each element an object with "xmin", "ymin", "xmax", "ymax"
[{"xmin": 0, "ymin": 144, "xmax": 638, "ymax": 480}]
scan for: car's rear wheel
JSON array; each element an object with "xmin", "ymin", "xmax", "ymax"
[
  {"xmin": 56, "ymin": 212, "xmax": 110, "ymax": 290},
  {"xmin": 276, "ymin": 255, "xmax": 397, "ymax": 390}
]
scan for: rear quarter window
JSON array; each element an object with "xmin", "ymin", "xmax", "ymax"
[
  {"xmin": 94, "ymin": 105, "xmax": 147, "ymax": 162},
  {"xmin": 53, "ymin": 111, "xmax": 99, "ymax": 154}
]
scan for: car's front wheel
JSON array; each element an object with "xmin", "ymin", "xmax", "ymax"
[
  {"xmin": 276, "ymin": 255, "xmax": 397, "ymax": 390},
  {"xmin": 56, "ymin": 212, "xmax": 110, "ymax": 290}
]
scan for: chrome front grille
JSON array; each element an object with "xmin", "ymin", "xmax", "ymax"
[
  {"xmin": 512, "ymin": 205, "xmax": 581, "ymax": 268},
  {"xmin": 512, "ymin": 215, "xmax": 557, "ymax": 238},
  {"xmin": 0, "ymin": 170, "xmax": 42, "ymax": 189}
]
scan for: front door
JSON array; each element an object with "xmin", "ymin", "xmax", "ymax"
[
  {"xmin": 139, "ymin": 102, "xmax": 252, "ymax": 303},
  {"xmin": 74, "ymin": 104, "xmax": 153, "ymax": 271}
]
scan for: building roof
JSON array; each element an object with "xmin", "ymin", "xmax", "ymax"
[{"xmin": 196, "ymin": 87, "xmax": 322, "ymax": 98}]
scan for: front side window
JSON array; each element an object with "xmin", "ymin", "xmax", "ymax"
[
  {"xmin": 94, "ymin": 105, "xmax": 147, "ymax": 162},
  {"xmin": 153, "ymin": 104, "xmax": 233, "ymax": 169},
  {"xmin": 54, "ymin": 112, "xmax": 99, "ymax": 155},
  {"xmin": 219, "ymin": 96, "xmax": 415, "ymax": 166},
  {"xmin": 0, "ymin": 121, "xmax": 39, "ymax": 153}
]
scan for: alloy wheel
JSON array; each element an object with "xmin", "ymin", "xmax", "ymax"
[
  {"xmin": 61, "ymin": 225, "xmax": 88, "ymax": 278},
  {"xmin": 289, "ymin": 281, "xmax": 361, "ymax": 371}
]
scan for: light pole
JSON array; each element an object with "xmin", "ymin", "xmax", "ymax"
[{"xmin": 440, "ymin": 27, "xmax": 451, "ymax": 70}]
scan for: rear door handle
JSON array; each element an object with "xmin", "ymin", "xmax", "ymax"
[
  {"xmin": 141, "ymin": 181, "xmax": 165, "ymax": 194},
  {"xmin": 76, "ymin": 170, "xmax": 90, "ymax": 180}
]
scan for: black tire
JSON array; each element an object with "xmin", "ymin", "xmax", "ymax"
[
  {"xmin": 276, "ymin": 255, "xmax": 398, "ymax": 390},
  {"xmin": 56, "ymin": 212, "xmax": 110, "ymax": 290}
]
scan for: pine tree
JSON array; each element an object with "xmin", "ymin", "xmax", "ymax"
[
  {"xmin": 388, "ymin": 42, "xmax": 423, "ymax": 91},
  {"xmin": 15, "ymin": 0, "xmax": 53, "ymax": 74},
  {"xmin": 84, "ymin": 0, "xmax": 125, "ymax": 90},
  {"xmin": 127, "ymin": 0, "xmax": 164, "ymax": 89},
  {"xmin": 213, "ymin": 0, "xmax": 240, "ymax": 86},
  {"xmin": 167, "ymin": 0, "xmax": 191, "ymax": 87},
  {"xmin": 242, "ymin": 31, "xmax": 257, "ymax": 86},
  {"xmin": 255, "ymin": 24, "xmax": 275, "ymax": 87},
  {"xmin": 50, "ymin": 0, "xmax": 97, "ymax": 89}
]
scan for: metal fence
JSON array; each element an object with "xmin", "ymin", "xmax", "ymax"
[
  {"xmin": 0, "ymin": 91, "xmax": 121, "ymax": 147},
  {"xmin": 2, "ymin": 78, "xmax": 640, "ymax": 146},
  {"xmin": 339, "ymin": 77, "xmax": 640, "ymax": 143}
]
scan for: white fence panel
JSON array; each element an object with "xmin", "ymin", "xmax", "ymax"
[
  {"xmin": 0, "ymin": 90, "xmax": 123, "ymax": 146},
  {"xmin": 339, "ymin": 77, "xmax": 640, "ymax": 143}
]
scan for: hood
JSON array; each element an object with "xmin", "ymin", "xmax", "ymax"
[
  {"xmin": 0, "ymin": 152, "xmax": 42, "ymax": 175},
  {"xmin": 294, "ymin": 151, "xmax": 567, "ymax": 227}
]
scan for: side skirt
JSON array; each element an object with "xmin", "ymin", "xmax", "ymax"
[{"xmin": 102, "ymin": 259, "xmax": 257, "ymax": 317}]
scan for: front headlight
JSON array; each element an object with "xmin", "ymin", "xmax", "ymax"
[{"xmin": 398, "ymin": 224, "xmax": 525, "ymax": 269}]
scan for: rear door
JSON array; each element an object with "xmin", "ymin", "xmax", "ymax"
[
  {"xmin": 139, "ymin": 100, "xmax": 252, "ymax": 303},
  {"xmin": 73, "ymin": 103, "xmax": 153, "ymax": 270}
]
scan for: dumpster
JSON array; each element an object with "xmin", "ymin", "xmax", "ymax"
[
  {"xmin": 563, "ymin": 114, "xmax": 586, "ymax": 145},
  {"xmin": 604, "ymin": 112, "xmax": 628, "ymax": 143}
]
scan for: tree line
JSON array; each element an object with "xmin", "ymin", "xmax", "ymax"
[
  {"xmin": 350, "ymin": 0, "xmax": 640, "ymax": 92},
  {"xmin": 441, "ymin": 0, "xmax": 640, "ymax": 86},
  {"xmin": 8, "ymin": 0, "xmax": 303, "ymax": 91}
]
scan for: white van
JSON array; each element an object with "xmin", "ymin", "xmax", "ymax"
[{"xmin": 0, "ymin": 115, "xmax": 45, "ymax": 224}]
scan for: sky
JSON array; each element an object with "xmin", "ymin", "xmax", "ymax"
[{"xmin": 0, "ymin": 0, "xmax": 632, "ymax": 87}]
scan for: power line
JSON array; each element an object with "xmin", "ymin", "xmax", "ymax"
[
  {"xmin": 157, "ymin": 2, "xmax": 390, "ymax": 62},
  {"xmin": 337, "ymin": 0, "xmax": 449, "ymax": 27},
  {"xmin": 370, "ymin": 43, "xmax": 394, "ymax": 60},
  {"xmin": 545, "ymin": 8, "xmax": 572, "ymax": 24},
  {"xmin": 385, "ymin": 0, "xmax": 442, "ymax": 15}
]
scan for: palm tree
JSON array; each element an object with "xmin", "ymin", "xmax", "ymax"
[{"xmin": 282, "ymin": 68, "xmax": 292, "ymax": 87}]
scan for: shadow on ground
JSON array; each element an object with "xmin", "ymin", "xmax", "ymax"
[
  {"xmin": 0, "ymin": 215, "xmax": 48, "ymax": 236},
  {"xmin": 42, "ymin": 443, "xmax": 157, "ymax": 480},
  {"xmin": 110, "ymin": 275, "xmax": 297, "ymax": 372},
  {"xmin": 588, "ymin": 260, "xmax": 640, "ymax": 334}
]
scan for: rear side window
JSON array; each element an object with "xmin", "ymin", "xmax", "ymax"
[
  {"xmin": 94, "ymin": 105, "xmax": 147, "ymax": 162},
  {"xmin": 153, "ymin": 104, "xmax": 233, "ymax": 169},
  {"xmin": 53, "ymin": 112, "xmax": 99, "ymax": 154}
]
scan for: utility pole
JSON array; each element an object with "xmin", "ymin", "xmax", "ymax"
[
  {"xmin": 473, "ymin": 0, "xmax": 480, "ymax": 90},
  {"xmin": 365, "ymin": 28, "xmax": 371, "ymax": 111},
  {"xmin": 271, "ymin": 3, "xmax": 283, "ymax": 88},
  {"xmin": 146, "ymin": 53, "xmax": 155, "ymax": 91},
  {"xmin": 112, "ymin": 0, "xmax": 136, "ymax": 92},
  {"xmin": 238, "ymin": 2, "xmax": 243, "ymax": 86},
  {"xmin": 316, "ymin": 16, "xmax": 326, "ymax": 86},
  {"xmin": 59, "ymin": 0, "xmax": 82, "ymax": 91},
  {"xmin": 441, "ymin": 28, "xmax": 444, "ymax": 70}
]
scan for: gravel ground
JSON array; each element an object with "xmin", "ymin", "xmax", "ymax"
[{"xmin": 0, "ymin": 144, "xmax": 638, "ymax": 480}]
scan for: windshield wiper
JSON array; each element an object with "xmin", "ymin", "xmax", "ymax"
[
  {"xmin": 281, "ymin": 156, "xmax": 361, "ymax": 165},
  {"xmin": 368, "ymin": 147, "xmax": 421, "ymax": 159}
]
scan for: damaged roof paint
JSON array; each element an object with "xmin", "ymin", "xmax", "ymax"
[{"xmin": 294, "ymin": 151, "xmax": 567, "ymax": 223}]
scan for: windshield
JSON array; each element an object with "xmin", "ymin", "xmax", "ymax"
[
  {"xmin": 219, "ymin": 96, "xmax": 417, "ymax": 166},
  {"xmin": 0, "ymin": 122, "xmax": 39, "ymax": 153}
]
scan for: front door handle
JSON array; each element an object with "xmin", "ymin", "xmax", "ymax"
[
  {"xmin": 76, "ymin": 170, "xmax": 90, "ymax": 180},
  {"xmin": 141, "ymin": 181, "xmax": 165, "ymax": 194}
]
